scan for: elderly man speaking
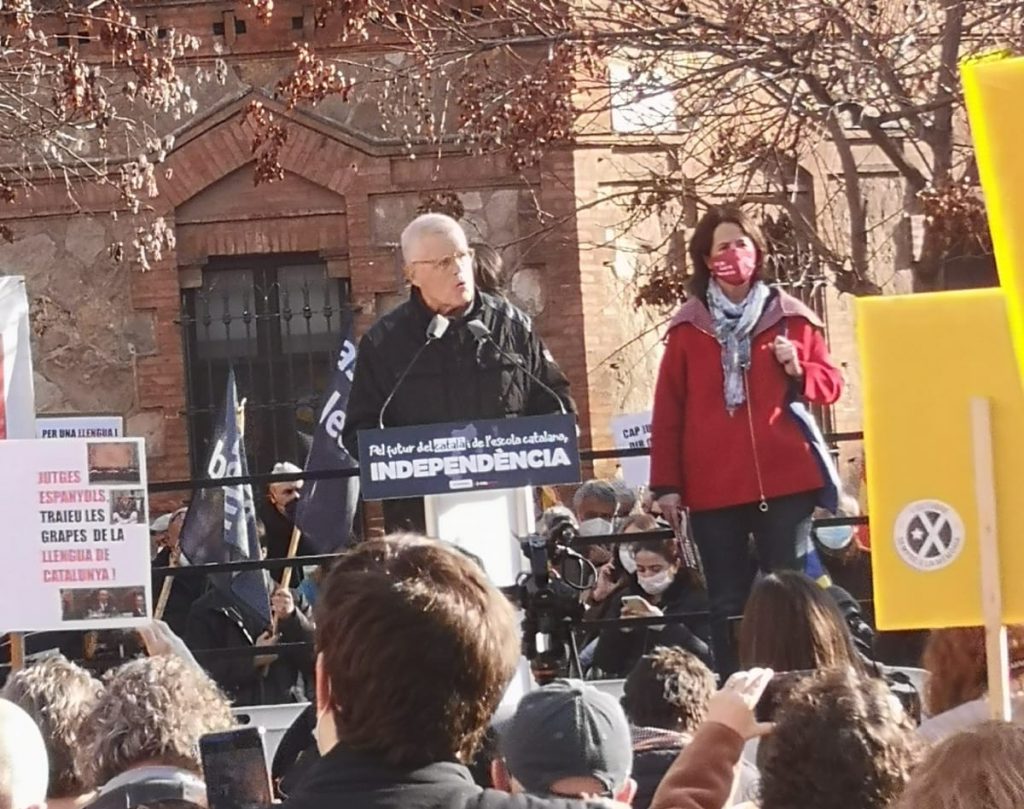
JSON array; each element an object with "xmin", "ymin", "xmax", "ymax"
[{"xmin": 343, "ymin": 212, "xmax": 575, "ymax": 531}]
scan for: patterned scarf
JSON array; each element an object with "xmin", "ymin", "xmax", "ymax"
[{"xmin": 706, "ymin": 280, "xmax": 770, "ymax": 413}]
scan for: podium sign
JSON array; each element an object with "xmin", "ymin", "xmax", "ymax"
[{"xmin": 358, "ymin": 414, "xmax": 580, "ymax": 500}]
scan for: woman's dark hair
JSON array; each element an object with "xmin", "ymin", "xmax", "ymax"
[
  {"xmin": 739, "ymin": 571, "xmax": 865, "ymax": 674},
  {"xmin": 629, "ymin": 536, "xmax": 680, "ymax": 565},
  {"xmin": 687, "ymin": 205, "xmax": 768, "ymax": 300},
  {"xmin": 759, "ymin": 669, "xmax": 920, "ymax": 809},
  {"xmin": 471, "ymin": 242, "xmax": 504, "ymax": 295},
  {"xmin": 621, "ymin": 647, "xmax": 716, "ymax": 733}
]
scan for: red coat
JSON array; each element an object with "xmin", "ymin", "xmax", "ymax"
[{"xmin": 650, "ymin": 290, "xmax": 843, "ymax": 512}]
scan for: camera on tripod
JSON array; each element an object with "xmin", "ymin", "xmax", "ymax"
[{"xmin": 515, "ymin": 508, "xmax": 596, "ymax": 684}]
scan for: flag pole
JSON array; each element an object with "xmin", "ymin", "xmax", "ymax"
[
  {"xmin": 279, "ymin": 527, "xmax": 302, "ymax": 591},
  {"xmin": 153, "ymin": 547, "xmax": 178, "ymax": 621}
]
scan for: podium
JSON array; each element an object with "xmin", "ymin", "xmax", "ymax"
[{"xmin": 359, "ymin": 414, "xmax": 581, "ymax": 708}]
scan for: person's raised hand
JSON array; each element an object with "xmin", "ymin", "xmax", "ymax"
[
  {"xmin": 706, "ymin": 667, "xmax": 775, "ymax": 740},
  {"xmin": 271, "ymin": 588, "xmax": 296, "ymax": 621},
  {"xmin": 772, "ymin": 336, "xmax": 802, "ymax": 377},
  {"xmin": 138, "ymin": 620, "xmax": 200, "ymax": 670},
  {"xmin": 656, "ymin": 493, "xmax": 683, "ymax": 533}
]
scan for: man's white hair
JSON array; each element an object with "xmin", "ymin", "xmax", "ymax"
[
  {"xmin": 400, "ymin": 213, "xmax": 468, "ymax": 263},
  {"xmin": 0, "ymin": 699, "xmax": 48, "ymax": 809}
]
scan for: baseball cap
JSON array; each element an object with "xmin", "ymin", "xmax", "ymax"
[
  {"xmin": 499, "ymin": 679, "xmax": 632, "ymax": 797},
  {"xmin": 150, "ymin": 507, "xmax": 187, "ymax": 533}
]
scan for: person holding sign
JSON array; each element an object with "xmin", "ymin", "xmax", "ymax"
[
  {"xmin": 343, "ymin": 212, "xmax": 575, "ymax": 532},
  {"xmin": 649, "ymin": 206, "xmax": 843, "ymax": 677}
]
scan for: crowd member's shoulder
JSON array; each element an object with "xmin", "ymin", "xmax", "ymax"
[
  {"xmin": 359, "ymin": 297, "xmax": 418, "ymax": 350},
  {"xmin": 771, "ymin": 288, "xmax": 825, "ymax": 330},
  {"xmin": 480, "ymin": 292, "xmax": 533, "ymax": 334},
  {"xmin": 473, "ymin": 790, "xmax": 623, "ymax": 809}
]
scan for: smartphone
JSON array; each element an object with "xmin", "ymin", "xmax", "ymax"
[
  {"xmin": 200, "ymin": 727, "xmax": 273, "ymax": 809},
  {"xmin": 621, "ymin": 595, "xmax": 648, "ymax": 608}
]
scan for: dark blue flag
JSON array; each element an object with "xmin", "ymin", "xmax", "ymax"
[
  {"xmin": 179, "ymin": 369, "xmax": 271, "ymax": 625},
  {"xmin": 294, "ymin": 311, "xmax": 360, "ymax": 553}
]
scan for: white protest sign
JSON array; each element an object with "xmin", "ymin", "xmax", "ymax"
[
  {"xmin": 37, "ymin": 415, "xmax": 124, "ymax": 440},
  {"xmin": 0, "ymin": 277, "xmax": 36, "ymax": 438},
  {"xmin": 0, "ymin": 438, "xmax": 151, "ymax": 632},
  {"xmin": 610, "ymin": 411, "xmax": 652, "ymax": 488}
]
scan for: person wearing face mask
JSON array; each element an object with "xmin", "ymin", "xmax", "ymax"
[
  {"xmin": 592, "ymin": 529, "xmax": 712, "ymax": 678},
  {"xmin": 649, "ymin": 205, "xmax": 843, "ymax": 679},
  {"xmin": 259, "ymin": 461, "xmax": 311, "ymax": 585}
]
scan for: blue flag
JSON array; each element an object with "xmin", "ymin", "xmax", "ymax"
[
  {"xmin": 179, "ymin": 369, "xmax": 272, "ymax": 625},
  {"xmin": 294, "ymin": 312, "xmax": 360, "ymax": 553}
]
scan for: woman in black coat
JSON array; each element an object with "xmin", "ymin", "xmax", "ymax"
[{"xmin": 593, "ymin": 533, "xmax": 712, "ymax": 677}]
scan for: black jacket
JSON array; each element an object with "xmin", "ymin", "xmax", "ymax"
[
  {"xmin": 592, "ymin": 578, "xmax": 713, "ymax": 677},
  {"xmin": 184, "ymin": 586, "xmax": 314, "ymax": 706},
  {"xmin": 281, "ymin": 744, "xmax": 600, "ymax": 809},
  {"xmin": 342, "ymin": 289, "xmax": 575, "ymax": 459}
]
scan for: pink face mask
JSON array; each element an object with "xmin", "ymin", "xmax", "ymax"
[{"xmin": 709, "ymin": 245, "xmax": 758, "ymax": 286}]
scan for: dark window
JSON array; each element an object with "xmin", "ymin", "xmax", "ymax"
[
  {"xmin": 291, "ymin": 16, "xmax": 304, "ymax": 29},
  {"xmin": 235, "ymin": 18, "xmax": 247, "ymax": 34},
  {"xmin": 180, "ymin": 255, "xmax": 350, "ymax": 477},
  {"xmin": 212, "ymin": 21, "xmax": 225, "ymax": 36}
]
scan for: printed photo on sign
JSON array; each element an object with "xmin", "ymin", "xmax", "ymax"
[
  {"xmin": 87, "ymin": 441, "xmax": 141, "ymax": 485},
  {"xmin": 893, "ymin": 499, "xmax": 965, "ymax": 572},
  {"xmin": 109, "ymin": 490, "xmax": 145, "ymax": 525},
  {"xmin": 60, "ymin": 586, "xmax": 147, "ymax": 621}
]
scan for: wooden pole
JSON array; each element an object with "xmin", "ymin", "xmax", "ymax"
[
  {"xmin": 9, "ymin": 633, "xmax": 25, "ymax": 671},
  {"xmin": 278, "ymin": 525, "xmax": 302, "ymax": 591},
  {"xmin": 153, "ymin": 548, "xmax": 178, "ymax": 621},
  {"xmin": 971, "ymin": 396, "xmax": 1012, "ymax": 721}
]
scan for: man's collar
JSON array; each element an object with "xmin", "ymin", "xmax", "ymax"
[
  {"xmin": 297, "ymin": 744, "xmax": 476, "ymax": 791},
  {"xmin": 409, "ymin": 286, "xmax": 482, "ymax": 325}
]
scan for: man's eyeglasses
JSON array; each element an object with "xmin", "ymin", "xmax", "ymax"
[{"xmin": 407, "ymin": 248, "xmax": 475, "ymax": 274}]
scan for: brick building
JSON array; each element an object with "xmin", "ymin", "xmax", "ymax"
[{"xmin": 1, "ymin": 0, "xmax": 906, "ymax": 506}]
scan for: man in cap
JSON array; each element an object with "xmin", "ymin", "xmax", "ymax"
[
  {"xmin": 259, "ymin": 461, "xmax": 309, "ymax": 584},
  {"xmin": 150, "ymin": 507, "xmax": 193, "ymax": 637},
  {"xmin": 492, "ymin": 679, "xmax": 636, "ymax": 803}
]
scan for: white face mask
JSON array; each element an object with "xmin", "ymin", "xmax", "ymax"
[
  {"xmin": 815, "ymin": 524, "xmax": 854, "ymax": 552},
  {"xmin": 638, "ymin": 569, "xmax": 674, "ymax": 596},
  {"xmin": 619, "ymin": 545, "xmax": 637, "ymax": 574},
  {"xmin": 579, "ymin": 517, "xmax": 613, "ymax": 537}
]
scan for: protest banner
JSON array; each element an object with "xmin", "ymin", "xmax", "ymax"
[
  {"xmin": 610, "ymin": 412, "xmax": 652, "ymax": 489},
  {"xmin": 857, "ymin": 289, "xmax": 1024, "ymax": 632},
  {"xmin": 358, "ymin": 413, "xmax": 581, "ymax": 500},
  {"xmin": 962, "ymin": 54, "xmax": 1024, "ymax": 386},
  {"xmin": 37, "ymin": 415, "xmax": 124, "ymax": 440},
  {"xmin": 293, "ymin": 311, "xmax": 360, "ymax": 558},
  {"xmin": 0, "ymin": 277, "xmax": 36, "ymax": 439},
  {"xmin": 0, "ymin": 437, "xmax": 151, "ymax": 632}
]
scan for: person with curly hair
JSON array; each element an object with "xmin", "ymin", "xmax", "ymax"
[
  {"xmin": 756, "ymin": 669, "xmax": 921, "ymax": 809},
  {"xmin": 918, "ymin": 625, "xmax": 1024, "ymax": 743},
  {"xmin": 2, "ymin": 656, "xmax": 101, "ymax": 809},
  {"xmin": 622, "ymin": 648, "xmax": 759, "ymax": 809},
  {"xmin": 895, "ymin": 721, "xmax": 1024, "ymax": 809},
  {"xmin": 74, "ymin": 655, "xmax": 235, "ymax": 796}
]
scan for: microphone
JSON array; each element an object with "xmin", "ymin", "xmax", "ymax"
[
  {"xmin": 465, "ymin": 319, "xmax": 567, "ymax": 415},
  {"xmin": 378, "ymin": 314, "xmax": 449, "ymax": 428}
]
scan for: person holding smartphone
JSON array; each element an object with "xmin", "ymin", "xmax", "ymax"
[{"xmin": 592, "ymin": 529, "xmax": 711, "ymax": 677}]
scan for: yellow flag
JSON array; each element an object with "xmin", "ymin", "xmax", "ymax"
[
  {"xmin": 963, "ymin": 54, "xmax": 1024, "ymax": 385},
  {"xmin": 856, "ymin": 288, "xmax": 1024, "ymax": 629}
]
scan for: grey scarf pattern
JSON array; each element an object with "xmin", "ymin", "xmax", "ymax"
[{"xmin": 707, "ymin": 281, "xmax": 771, "ymax": 412}]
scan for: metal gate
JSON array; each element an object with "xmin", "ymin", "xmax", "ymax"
[{"xmin": 180, "ymin": 253, "xmax": 351, "ymax": 477}]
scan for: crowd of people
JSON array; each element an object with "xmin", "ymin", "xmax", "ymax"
[
  {"xmin": 2, "ymin": 207, "xmax": 1012, "ymax": 809},
  {"xmin": 2, "ymin": 535, "xmax": 1023, "ymax": 809}
]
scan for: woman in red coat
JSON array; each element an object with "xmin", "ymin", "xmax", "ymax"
[{"xmin": 650, "ymin": 206, "xmax": 843, "ymax": 677}]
